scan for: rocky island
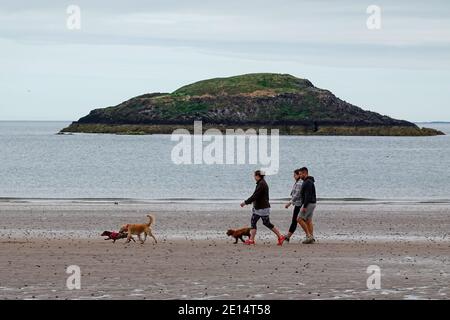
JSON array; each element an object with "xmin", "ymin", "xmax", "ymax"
[{"xmin": 61, "ymin": 73, "xmax": 444, "ymax": 136}]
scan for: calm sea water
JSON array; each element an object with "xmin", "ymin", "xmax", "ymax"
[{"xmin": 0, "ymin": 121, "xmax": 449, "ymax": 201}]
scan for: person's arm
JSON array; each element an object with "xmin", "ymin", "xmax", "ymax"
[{"xmin": 244, "ymin": 183, "xmax": 263, "ymax": 205}]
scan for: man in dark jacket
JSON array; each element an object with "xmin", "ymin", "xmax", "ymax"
[
  {"xmin": 240, "ymin": 170, "xmax": 285, "ymax": 245},
  {"xmin": 298, "ymin": 167, "xmax": 317, "ymax": 244}
]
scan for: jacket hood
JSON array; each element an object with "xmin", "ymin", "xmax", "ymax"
[{"xmin": 305, "ymin": 176, "xmax": 315, "ymax": 182}]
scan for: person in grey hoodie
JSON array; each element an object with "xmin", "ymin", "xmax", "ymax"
[{"xmin": 282, "ymin": 169, "xmax": 303, "ymax": 243}]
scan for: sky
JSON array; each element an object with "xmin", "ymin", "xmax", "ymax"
[{"xmin": 1, "ymin": 0, "xmax": 449, "ymax": 122}]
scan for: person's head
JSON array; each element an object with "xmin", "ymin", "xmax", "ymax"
[
  {"xmin": 254, "ymin": 170, "xmax": 265, "ymax": 182},
  {"xmin": 293, "ymin": 169, "xmax": 302, "ymax": 181},
  {"xmin": 299, "ymin": 167, "xmax": 309, "ymax": 180}
]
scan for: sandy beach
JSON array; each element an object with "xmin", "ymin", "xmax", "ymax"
[{"xmin": 0, "ymin": 201, "xmax": 449, "ymax": 300}]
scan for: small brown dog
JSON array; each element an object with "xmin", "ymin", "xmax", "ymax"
[
  {"xmin": 226, "ymin": 227, "xmax": 251, "ymax": 244},
  {"xmin": 119, "ymin": 214, "xmax": 157, "ymax": 244},
  {"xmin": 101, "ymin": 230, "xmax": 135, "ymax": 243}
]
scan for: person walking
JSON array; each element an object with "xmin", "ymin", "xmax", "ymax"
[
  {"xmin": 298, "ymin": 167, "xmax": 317, "ymax": 244},
  {"xmin": 240, "ymin": 170, "xmax": 285, "ymax": 245},
  {"xmin": 282, "ymin": 169, "xmax": 303, "ymax": 243}
]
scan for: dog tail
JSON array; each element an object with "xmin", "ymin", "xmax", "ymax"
[{"xmin": 146, "ymin": 214, "xmax": 155, "ymax": 227}]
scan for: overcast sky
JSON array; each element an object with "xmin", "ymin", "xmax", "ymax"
[{"xmin": 1, "ymin": 0, "xmax": 449, "ymax": 121}]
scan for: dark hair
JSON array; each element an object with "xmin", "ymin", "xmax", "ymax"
[
  {"xmin": 294, "ymin": 169, "xmax": 301, "ymax": 175},
  {"xmin": 254, "ymin": 170, "xmax": 265, "ymax": 177},
  {"xmin": 299, "ymin": 167, "xmax": 308, "ymax": 173}
]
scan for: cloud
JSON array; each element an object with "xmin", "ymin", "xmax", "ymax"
[
  {"xmin": 1, "ymin": 0, "xmax": 449, "ymax": 70},
  {"xmin": 1, "ymin": 0, "xmax": 450, "ymax": 120},
  {"xmin": 2, "ymin": 1, "xmax": 450, "ymax": 46}
]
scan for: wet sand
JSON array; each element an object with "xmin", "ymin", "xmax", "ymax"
[{"xmin": 0, "ymin": 201, "xmax": 449, "ymax": 300}]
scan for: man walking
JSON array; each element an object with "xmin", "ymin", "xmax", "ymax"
[
  {"xmin": 298, "ymin": 167, "xmax": 317, "ymax": 244},
  {"xmin": 240, "ymin": 170, "xmax": 285, "ymax": 245}
]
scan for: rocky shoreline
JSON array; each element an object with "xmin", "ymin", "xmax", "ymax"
[{"xmin": 61, "ymin": 122, "xmax": 443, "ymax": 136}]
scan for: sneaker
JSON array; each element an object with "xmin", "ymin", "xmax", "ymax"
[
  {"xmin": 277, "ymin": 235, "xmax": 286, "ymax": 246},
  {"xmin": 244, "ymin": 239, "xmax": 255, "ymax": 245},
  {"xmin": 302, "ymin": 236, "xmax": 313, "ymax": 244}
]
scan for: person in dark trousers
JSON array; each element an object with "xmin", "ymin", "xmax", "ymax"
[
  {"xmin": 282, "ymin": 169, "xmax": 303, "ymax": 243},
  {"xmin": 240, "ymin": 170, "xmax": 285, "ymax": 245},
  {"xmin": 298, "ymin": 167, "xmax": 317, "ymax": 244}
]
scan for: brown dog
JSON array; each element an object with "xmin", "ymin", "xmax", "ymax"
[
  {"xmin": 226, "ymin": 227, "xmax": 251, "ymax": 244},
  {"xmin": 119, "ymin": 214, "xmax": 157, "ymax": 244}
]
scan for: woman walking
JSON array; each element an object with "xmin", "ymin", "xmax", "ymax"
[
  {"xmin": 282, "ymin": 169, "xmax": 303, "ymax": 243},
  {"xmin": 240, "ymin": 170, "xmax": 285, "ymax": 245}
]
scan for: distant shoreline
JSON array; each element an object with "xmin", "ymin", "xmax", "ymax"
[
  {"xmin": 415, "ymin": 121, "xmax": 450, "ymax": 124},
  {"xmin": 60, "ymin": 122, "xmax": 445, "ymax": 136},
  {"xmin": 1, "ymin": 196, "xmax": 450, "ymax": 205}
]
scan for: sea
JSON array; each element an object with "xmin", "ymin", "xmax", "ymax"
[{"xmin": 0, "ymin": 121, "xmax": 449, "ymax": 203}]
